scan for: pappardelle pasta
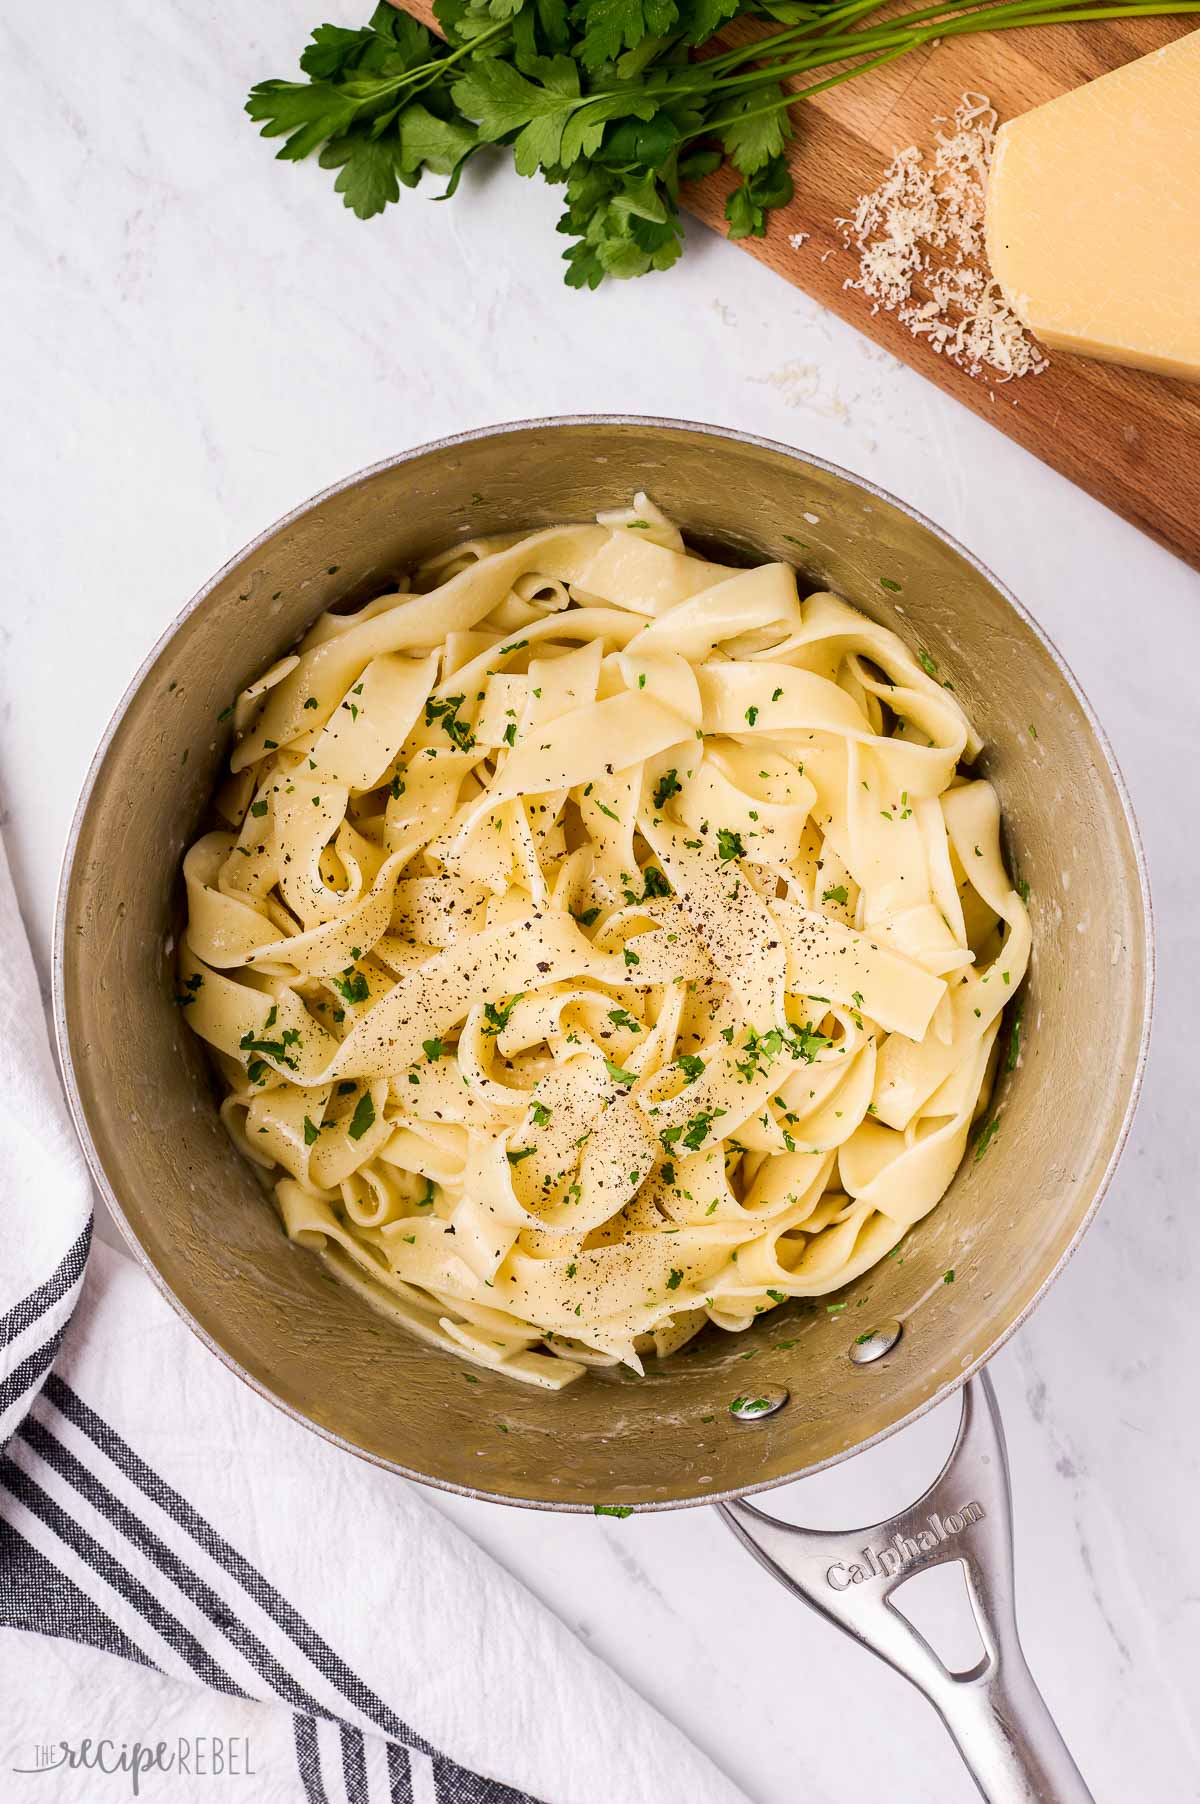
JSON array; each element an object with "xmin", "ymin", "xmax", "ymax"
[{"xmin": 179, "ymin": 497, "xmax": 1029, "ymax": 1389}]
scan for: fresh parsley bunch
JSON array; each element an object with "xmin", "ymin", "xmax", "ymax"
[
  {"xmin": 247, "ymin": 0, "xmax": 800, "ymax": 286},
  {"xmin": 247, "ymin": 0, "xmax": 1200, "ymax": 288}
]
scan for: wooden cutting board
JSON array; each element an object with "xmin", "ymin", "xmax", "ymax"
[{"xmin": 395, "ymin": 2, "xmax": 1200, "ymax": 569}]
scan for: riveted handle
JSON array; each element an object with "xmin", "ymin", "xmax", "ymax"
[{"xmin": 717, "ymin": 1372, "xmax": 1093, "ymax": 1804}]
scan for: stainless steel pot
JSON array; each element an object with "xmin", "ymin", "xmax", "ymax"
[{"xmin": 54, "ymin": 419, "xmax": 1152, "ymax": 1804}]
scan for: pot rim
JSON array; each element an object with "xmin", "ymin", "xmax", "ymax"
[{"xmin": 51, "ymin": 414, "xmax": 1156, "ymax": 1512}]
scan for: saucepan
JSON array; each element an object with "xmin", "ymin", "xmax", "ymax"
[{"xmin": 54, "ymin": 419, "xmax": 1153, "ymax": 1803}]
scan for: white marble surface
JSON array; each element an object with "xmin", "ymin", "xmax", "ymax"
[{"xmin": 3, "ymin": 3, "xmax": 1199, "ymax": 1799}]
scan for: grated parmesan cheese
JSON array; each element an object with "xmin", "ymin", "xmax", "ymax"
[{"xmin": 837, "ymin": 94, "xmax": 1048, "ymax": 382}]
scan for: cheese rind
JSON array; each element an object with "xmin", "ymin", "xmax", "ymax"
[{"xmin": 985, "ymin": 31, "xmax": 1200, "ymax": 382}]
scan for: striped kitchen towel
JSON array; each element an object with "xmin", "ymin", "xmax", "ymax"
[{"xmin": 0, "ymin": 833, "xmax": 748, "ymax": 1804}]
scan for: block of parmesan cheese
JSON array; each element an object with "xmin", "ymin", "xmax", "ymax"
[{"xmin": 985, "ymin": 31, "xmax": 1200, "ymax": 382}]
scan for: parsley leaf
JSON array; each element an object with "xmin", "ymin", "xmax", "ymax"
[
  {"xmin": 576, "ymin": 0, "xmax": 680, "ymax": 70},
  {"xmin": 424, "ymin": 692, "xmax": 476, "ymax": 751},
  {"xmin": 653, "ymin": 768, "xmax": 681, "ymax": 809},
  {"xmin": 348, "ymin": 1091, "xmax": 376, "ymax": 1140},
  {"xmin": 973, "ymin": 1115, "xmax": 1001, "ymax": 1161},
  {"xmin": 608, "ymin": 1007, "xmax": 643, "ymax": 1033},
  {"xmin": 483, "ymin": 994, "xmax": 523, "ymax": 1035},
  {"xmin": 719, "ymin": 89, "xmax": 792, "ymax": 175},
  {"xmin": 332, "ymin": 969, "xmax": 370, "ymax": 1004},
  {"xmin": 725, "ymin": 154, "xmax": 794, "ymax": 240}
]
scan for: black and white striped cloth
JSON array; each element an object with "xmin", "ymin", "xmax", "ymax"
[{"xmin": 0, "ymin": 839, "xmax": 747, "ymax": 1804}]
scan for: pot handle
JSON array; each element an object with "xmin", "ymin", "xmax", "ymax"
[{"xmin": 716, "ymin": 1371, "xmax": 1092, "ymax": 1804}]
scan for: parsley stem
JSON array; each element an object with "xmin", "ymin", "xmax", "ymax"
[
  {"xmin": 684, "ymin": 42, "xmax": 910, "ymax": 124},
  {"xmin": 348, "ymin": 19, "xmax": 510, "ymax": 107},
  {"xmin": 689, "ymin": 0, "xmax": 1200, "ymax": 120},
  {"xmin": 685, "ymin": 0, "xmax": 1198, "ymax": 88},
  {"xmin": 694, "ymin": 0, "xmax": 900, "ymax": 72}
]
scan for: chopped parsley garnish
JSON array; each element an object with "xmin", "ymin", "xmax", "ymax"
[
  {"xmin": 973, "ymin": 1115, "xmax": 1001, "ymax": 1161},
  {"xmin": 608, "ymin": 1007, "xmax": 642, "ymax": 1033},
  {"xmin": 347, "ymin": 1091, "xmax": 375, "ymax": 1140},
  {"xmin": 665, "ymin": 1107, "xmax": 726, "ymax": 1152},
  {"xmin": 531, "ymin": 1101, "xmax": 553, "ymax": 1127},
  {"xmin": 572, "ymin": 905, "xmax": 601, "ymax": 927},
  {"xmin": 502, "ymin": 721, "xmax": 516, "ymax": 747},
  {"xmin": 332, "ymin": 969, "xmax": 369, "ymax": 1004},
  {"xmin": 737, "ymin": 1024, "xmax": 830, "ymax": 1082},
  {"xmin": 424, "ymin": 692, "xmax": 475, "ymax": 752},
  {"xmin": 595, "ymin": 800, "xmax": 620, "ymax": 821},
  {"xmin": 507, "ymin": 1145, "xmax": 535, "ymax": 1164},
  {"xmin": 821, "ymin": 885, "xmax": 848, "ymax": 905},
  {"xmin": 422, "ymin": 1037, "xmax": 444, "ymax": 1062},
  {"xmin": 666, "ymin": 1268, "xmax": 683, "ymax": 1291},
  {"xmin": 716, "ymin": 827, "xmax": 745, "ymax": 862},
  {"xmin": 605, "ymin": 1058, "xmax": 637, "ymax": 1087},
  {"xmin": 250, "ymin": 799, "xmax": 268, "ymax": 818},
  {"xmin": 744, "ymin": 705, "xmax": 758, "ymax": 726},
  {"xmin": 943, "ymin": 1268, "xmax": 955, "ymax": 1283},
  {"xmin": 593, "ymin": 1504, "xmax": 633, "ymax": 1518},
  {"xmin": 303, "ymin": 1116, "xmax": 319, "ymax": 1146},
  {"xmin": 653, "ymin": 769, "xmax": 681, "ymax": 809},
  {"xmin": 303, "ymin": 695, "xmax": 319, "ymax": 710},
  {"xmin": 675, "ymin": 1053, "xmax": 705, "ymax": 1081},
  {"xmin": 482, "ymin": 995, "xmax": 523, "ymax": 1035},
  {"xmin": 239, "ymin": 1028, "xmax": 300, "ymax": 1071},
  {"xmin": 622, "ymin": 866, "xmax": 670, "ymax": 905}
]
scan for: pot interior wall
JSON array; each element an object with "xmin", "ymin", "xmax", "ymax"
[{"xmin": 57, "ymin": 421, "xmax": 1149, "ymax": 1508}]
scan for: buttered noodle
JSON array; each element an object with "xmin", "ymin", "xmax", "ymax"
[{"xmin": 179, "ymin": 497, "xmax": 1028, "ymax": 1389}]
